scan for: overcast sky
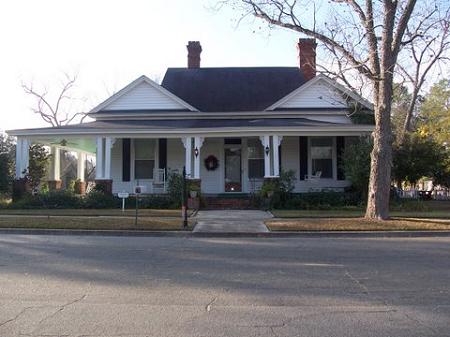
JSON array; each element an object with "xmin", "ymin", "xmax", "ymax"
[{"xmin": 0, "ymin": 0, "xmax": 303, "ymax": 132}]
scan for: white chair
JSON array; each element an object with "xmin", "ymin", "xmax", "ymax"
[
  {"xmin": 152, "ymin": 168, "xmax": 166, "ymax": 193},
  {"xmin": 305, "ymin": 171, "xmax": 322, "ymax": 182}
]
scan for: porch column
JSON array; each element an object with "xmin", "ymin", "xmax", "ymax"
[
  {"xmin": 193, "ymin": 136, "xmax": 204, "ymax": 179},
  {"xmin": 104, "ymin": 137, "xmax": 113, "ymax": 179},
  {"xmin": 95, "ymin": 137, "xmax": 104, "ymax": 179},
  {"xmin": 182, "ymin": 137, "xmax": 192, "ymax": 178},
  {"xmin": 13, "ymin": 138, "xmax": 30, "ymax": 201},
  {"xmin": 259, "ymin": 135, "xmax": 271, "ymax": 177},
  {"xmin": 48, "ymin": 146, "xmax": 62, "ymax": 190},
  {"xmin": 77, "ymin": 152, "xmax": 86, "ymax": 182},
  {"xmin": 75, "ymin": 151, "xmax": 87, "ymax": 195},
  {"xmin": 15, "ymin": 137, "xmax": 30, "ymax": 178},
  {"xmin": 272, "ymin": 135, "xmax": 283, "ymax": 177}
]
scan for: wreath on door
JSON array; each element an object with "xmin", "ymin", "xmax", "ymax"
[{"xmin": 204, "ymin": 155, "xmax": 219, "ymax": 171}]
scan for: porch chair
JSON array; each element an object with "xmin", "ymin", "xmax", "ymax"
[
  {"xmin": 152, "ymin": 168, "xmax": 166, "ymax": 193},
  {"xmin": 305, "ymin": 171, "xmax": 322, "ymax": 182}
]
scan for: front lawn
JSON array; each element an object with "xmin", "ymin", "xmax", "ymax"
[
  {"xmin": 267, "ymin": 218, "xmax": 450, "ymax": 231},
  {"xmin": 0, "ymin": 215, "xmax": 194, "ymax": 231},
  {"xmin": 0, "ymin": 208, "xmax": 189, "ymax": 217},
  {"xmin": 271, "ymin": 200, "xmax": 450, "ymax": 219}
]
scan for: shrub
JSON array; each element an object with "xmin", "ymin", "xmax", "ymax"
[
  {"xmin": 136, "ymin": 195, "xmax": 175, "ymax": 209},
  {"xmin": 9, "ymin": 190, "xmax": 82, "ymax": 209},
  {"xmin": 83, "ymin": 191, "xmax": 118, "ymax": 209},
  {"xmin": 281, "ymin": 191, "xmax": 363, "ymax": 210},
  {"xmin": 259, "ymin": 170, "xmax": 296, "ymax": 208},
  {"xmin": 167, "ymin": 171, "xmax": 183, "ymax": 207},
  {"xmin": 341, "ymin": 137, "xmax": 372, "ymax": 198}
]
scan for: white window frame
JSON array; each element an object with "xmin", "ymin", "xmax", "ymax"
[
  {"xmin": 308, "ymin": 136, "xmax": 337, "ymax": 180},
  {"xmin": 247, "ymin": 137, "xmax": 265, "ymax": 180},
  {"xmin": 132, "ymin": 138, "xmax": 158, "ymax": 181}
]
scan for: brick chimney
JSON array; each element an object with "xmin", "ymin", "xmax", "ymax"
[
  {"xmin": 187, "ymin": 41, "xmax": 202, "ymax": 69},
  {"xmin": 297, "ymin": 38, "xmax": 317, "ymax": 81}
]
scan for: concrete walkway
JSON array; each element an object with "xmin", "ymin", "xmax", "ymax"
[{"xmin": 193, "ymin": 210, "xmax": 271, "ymax": 233}]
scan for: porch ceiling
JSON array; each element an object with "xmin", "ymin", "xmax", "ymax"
[{"xmin": 28, "ymin": 136, "xmax": 96, "ymax": 153}]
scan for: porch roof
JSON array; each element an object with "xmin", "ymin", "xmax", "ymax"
[{"xmin": 8, "ymin": 118, "xmax": 373, "ymax": 137}]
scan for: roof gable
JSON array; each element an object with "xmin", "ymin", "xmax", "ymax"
[
  {"xmin": 266, "ymin": 75, "xmax": 373, "ymax": 111},
  {"xmin": 91, "ymin": 75, "xmax": 198, "ymax": 113}
]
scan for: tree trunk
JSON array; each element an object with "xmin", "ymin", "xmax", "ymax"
[{"xmin": 366, "ymin": 78, "xmax": 394, "ymax": 220}]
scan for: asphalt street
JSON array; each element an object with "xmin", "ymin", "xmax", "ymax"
[{"xmin": 0, "ymin": 235, "xmax": 449, "ymax": 337}]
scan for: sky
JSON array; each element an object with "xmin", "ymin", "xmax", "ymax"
[{"xmin": 0, "ymin": 0, "xmax": 301, "ymax": 132}]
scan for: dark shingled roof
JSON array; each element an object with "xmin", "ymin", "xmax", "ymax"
[{"xmin": 161, "ymin": 67, "xmax": 306, "ymax": 112}]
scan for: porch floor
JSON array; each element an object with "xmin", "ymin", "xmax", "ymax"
[{"xmin": 193, "ymin": 210, "xmax": 271, "ymax": 233}]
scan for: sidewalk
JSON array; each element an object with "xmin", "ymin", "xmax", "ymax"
[{"xmin": 193, "ymin": 210, "xmax": 271, "ymax": 233}]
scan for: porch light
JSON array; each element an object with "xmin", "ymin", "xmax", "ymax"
[
  {"xmin": 194, "ymin": 147, "xmax": 199, "ymax": 158},
  {"xmin": 265, "ymin": 146, "xmax": 270, "ymax": 156}
]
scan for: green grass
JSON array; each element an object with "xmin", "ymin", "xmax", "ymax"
[
  {"xmin": 271, "ymin": 200, "xmax": 450, "ymax": 219},
  {"xmin": 266, "ymin": 218, "xmax": 450, "ymax": 231},
  {"xmin": 271, "ymin": 209, "xmax": 450, "ymax": 219},
  {"xmin": 0, "ymin": 208, "xmax": 190, "ymax": 217},
  {"xmin": 0, "ymin": 216, "xmax": 194, "ymax": 231}
]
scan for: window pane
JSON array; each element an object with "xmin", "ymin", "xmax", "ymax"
[
  {"xmin": 312, "ymin": 159, "xmax": 333, "ymax": 178},
  {"xmin": 311, "ymin": 137, "xmax": 333, "ymax": 147},
  {"xmin": 311, "ymin": 146, "xmax": 332, "ymax": 159},
  {"xmin": 135, "ymin": 139, "xmax": 155, "ymax": 159},
  {"xmin": 135, "ymin": 160, "xmax": 154, "ymax": 179},
  {"xmin": 248, "ymin": 159, "xmax": 264, "ymax": 179},
  {"xmin": 247, "ymin": 138, "xmax": 263, "ymax": 159}
]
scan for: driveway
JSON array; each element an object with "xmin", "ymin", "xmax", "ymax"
[
  {"xmin": 0, "ymin": 235, "xmax": 449, "ymax": 337},
  {"xmin": 193, "ymin": 210, "xmax": 271, "ymax": 233}
]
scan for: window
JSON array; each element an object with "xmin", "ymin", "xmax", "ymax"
[
  {"xmin": 134, "ymin": 139, "xmax": 155, "ymax": 179},
  {"xmin": 247, "ymin": 138, "xmax": 264, "ymax": 179},
  {"xmin": 310, "ymin": 137, "xmax": 333, "ymax": 178}
]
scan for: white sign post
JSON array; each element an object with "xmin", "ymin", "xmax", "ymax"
[{"xmin": 118, "ymin": 191, "xmax": 129, "ymax": 212}]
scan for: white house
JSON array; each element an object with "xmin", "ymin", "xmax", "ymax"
[{"xmin": 8, "ymin": 39, "xmax": 373, "ymax": 197}]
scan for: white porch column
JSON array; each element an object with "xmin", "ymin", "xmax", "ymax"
[
  {"xmin": 182, "ymin": 137, "xmax": 192, "ymax": 178},
  {"xmin": 104, "ymin": 137, "xmax": 113, "ymax": 179},
  {"xmin": 16, "ymin": 137, "xmax": 24, "ymax": 179},
  {"xmin": 77, "ymin": 152, "xmax": 86, "ymax": 182},
  {"xmin": 15, "ymin": 138, "xmax": 30, "ymax": 178},
  {"xmin": 193, "ymin": 136, "xmax": 204, "ymax": 179},
  {"xmin": 95, "ymin": 137, "xmax": 104, "ymax": 179},
  {"xmin": 259, "ymin": 135, "xmax": 271, "ymax": 178},
  {"xmin": 49, "ymin": 146, "xmax": 61, "ymax": 181},
  {"xmin": 272, "ymin": 135, "xmax": 283, "ymax": 177}
]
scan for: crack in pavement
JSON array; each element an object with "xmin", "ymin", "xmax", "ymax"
[
  {"xmin": 0, "ymin": 306, "xmax": 34, "ymax": 328},
  {"xmin": 205, "ymin": 297, "xmax": 217, "ymax": 312},
  {"xmin": 37, "ymin": 294, "xmax": 87, "ymax": 326},
  {"xmin": 403, "ymin": 312, "xmax": 440, "ymax": 336},
  {"xmin": 345, "ymin": 270, "xmax": 370, "ymax": 295}
]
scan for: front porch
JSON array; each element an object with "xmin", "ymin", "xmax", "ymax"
[{"xmin": 13, "ymin": 134, "xmax": 359, "ymax": 195}]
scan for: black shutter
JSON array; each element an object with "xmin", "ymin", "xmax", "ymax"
[
  {"xmin": 299, "ymin": 136, "xmax": 308, "ymax": 180},
  {"xmin": 278, "ymin": 144, "xmax": 282, "ymax": 173},
  {"xmin": 158, "ymin": 138, "xmax": 167, "ymax": 170},
  {"xmin": 336, "ymin": 136, "xmax": 345, "ymax": 180},
  {"xmin": 122, "ymin": 138, "xmax": 131, "ymax": 182}
]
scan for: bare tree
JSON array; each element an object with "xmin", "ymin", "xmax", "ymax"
[
  {"xmin": 219, "ymin": 0, "xmax": 449, "ymax": 219},
  {"xmin": 396, "ymin": 7, "xmax": 450, "ymax": 141},
  {"xmin": 22, "ymin": 73, "xmax": 88, "ymax": 127}
]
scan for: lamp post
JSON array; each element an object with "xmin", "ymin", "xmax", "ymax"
[{"xmin": 182, "ymin": 166, "xmax": 188, "ymax": 229}]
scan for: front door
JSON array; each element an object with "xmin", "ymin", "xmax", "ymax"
[{"xmin": 224, "ymin": 147, "xmax": 242, "ymax": 192}]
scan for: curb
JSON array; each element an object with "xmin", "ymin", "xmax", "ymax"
[{"xmin": 0, "ymin": 228, "xmax": 449, "ymax": 238}]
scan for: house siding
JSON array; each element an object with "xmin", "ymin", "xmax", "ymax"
[
  {"xmin": 279, "ymin": 81, "xmax": 348, "ymax": 109},
  {"xmin": 106, "ymin": 82, "xmax": 186, "ymax": 111},
  {"xmin": 109, "ymin": 136, "xmax": 352, "ymax": 195}
]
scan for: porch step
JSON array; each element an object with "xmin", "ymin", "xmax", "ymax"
[{"xmin": 202, "ymin": 197, "xmax": 256, "ymax": 210}]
